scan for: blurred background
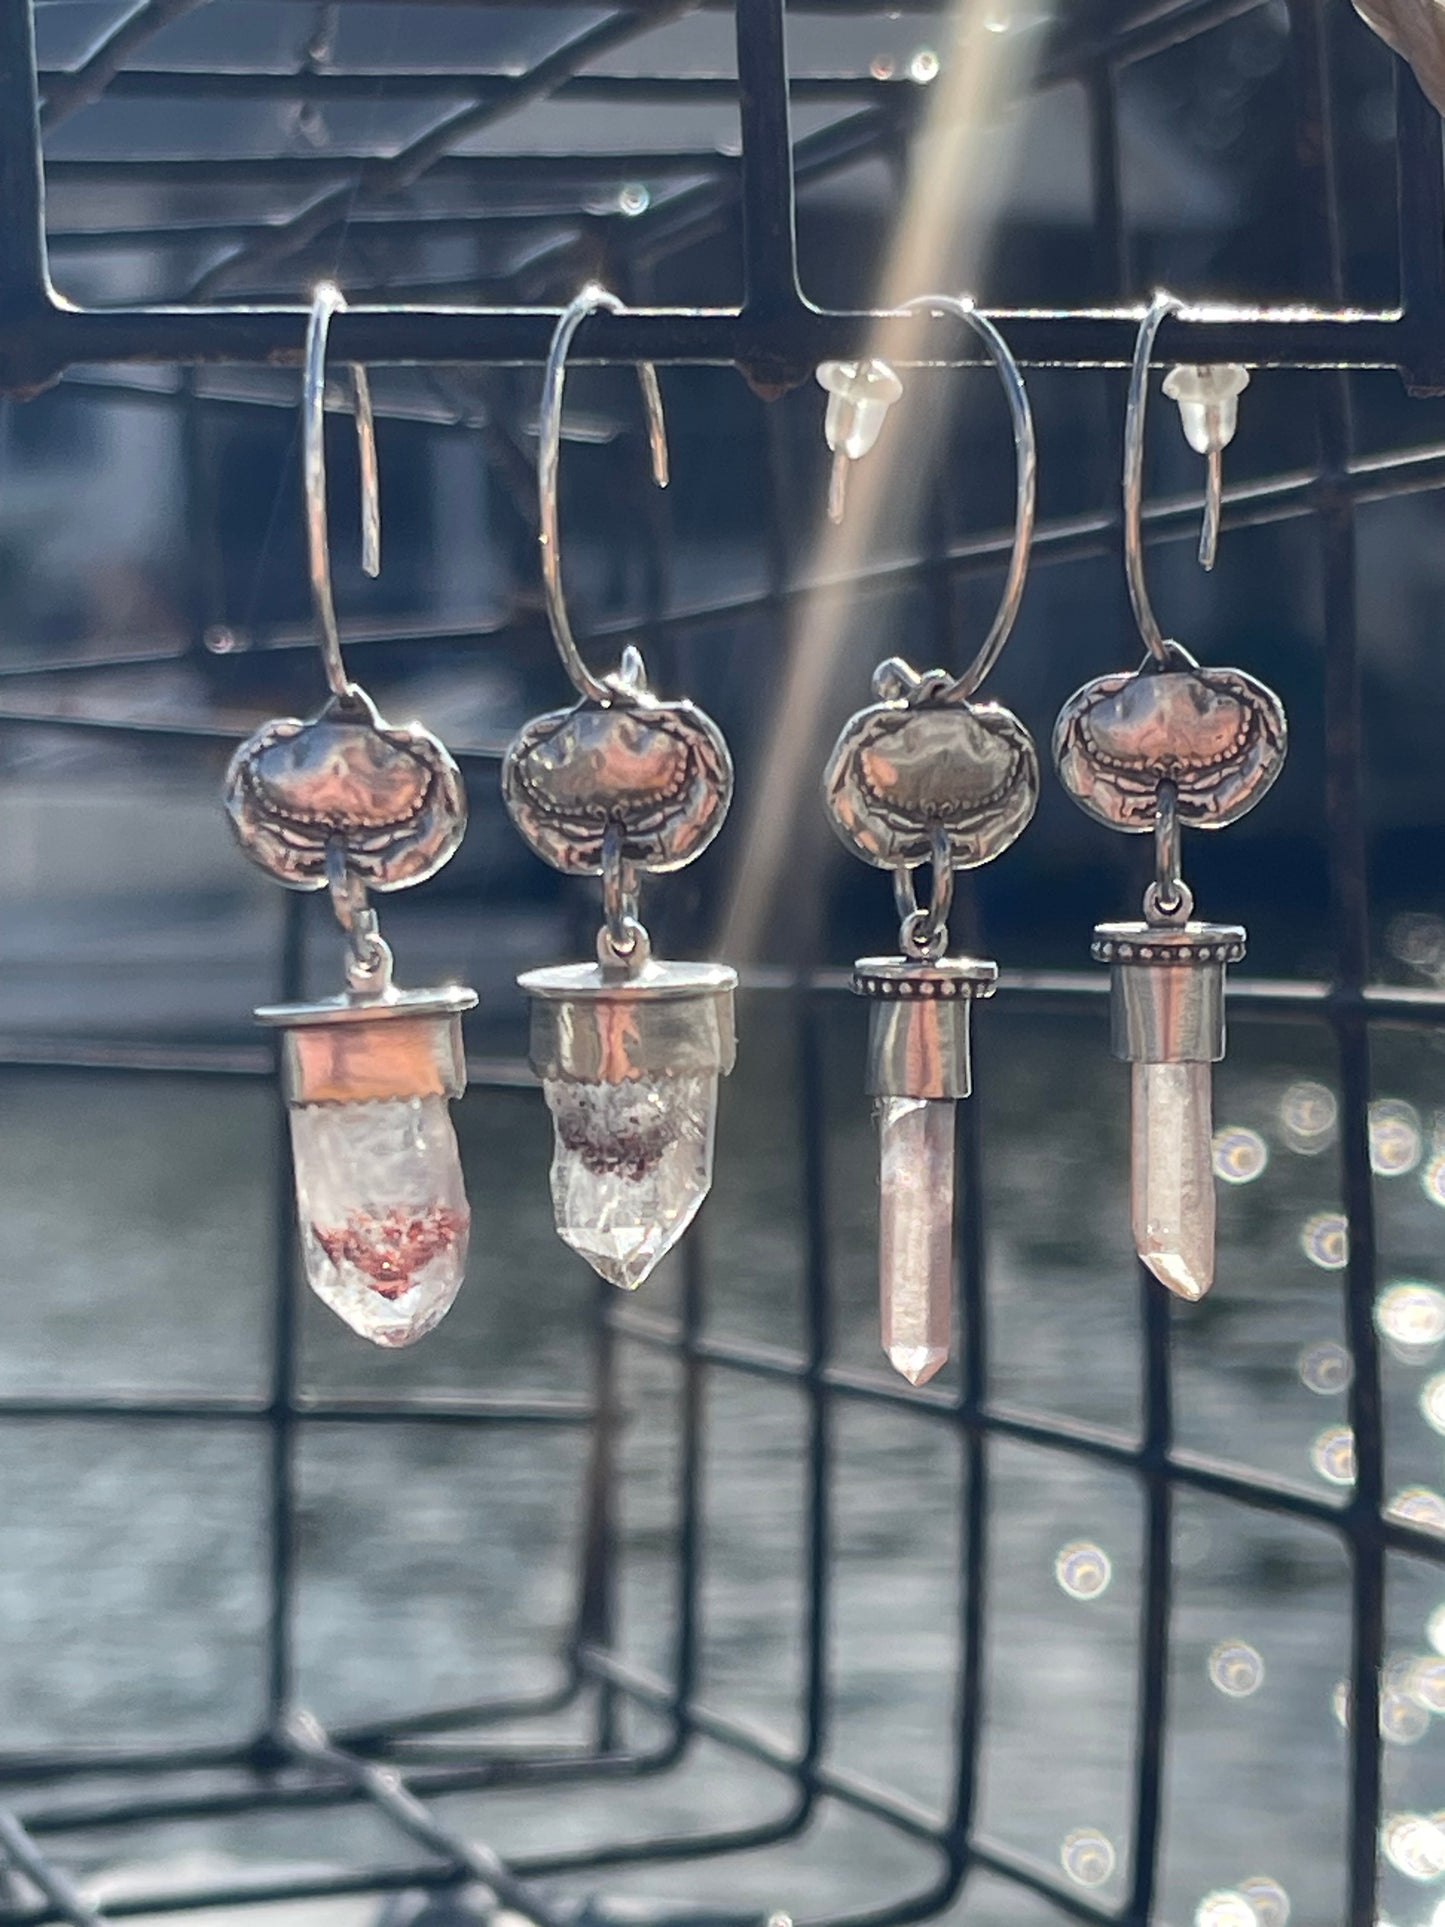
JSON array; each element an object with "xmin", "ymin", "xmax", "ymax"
[{"xmin": 4, "ymin": 1, "xmax": 1445, "ymax": 1924}]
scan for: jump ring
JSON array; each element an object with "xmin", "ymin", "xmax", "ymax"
[
  {"xmin": 901, "ymin": 909, "xmax": 948, "ymax": 962},
  {"xmin": 1143, "ymin": 878, "xmax": 1194, "ymax": 927},
  {"xmin": 894, "ymin": 827, "xmax": 954, "ymax": 957},
  {"xmin": 1153, "ymin": 780, "xmax": 1183, "ymax": 911}
]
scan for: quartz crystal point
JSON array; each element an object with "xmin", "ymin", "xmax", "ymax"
[
  {"xmin": 291, "ymin": 1094, "xmax": 469, "ymax": 1345},
  {"xmin": 878, "ymin": 1095, "xmax": 954, "ymax": 1385},
  {"xmin": 1130, "ymin": 1060, "xmax": 1215, "ymax": 1301},
  {"xmin": 544, "ymin": 1071, "xmax": 717, "ymax": 1290}
]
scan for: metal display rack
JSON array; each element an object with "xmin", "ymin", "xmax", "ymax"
[{"xmin": 0, "ymin": 1, "xmax": 1443, "ymax": 1923}]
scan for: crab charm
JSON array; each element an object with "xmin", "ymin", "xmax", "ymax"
[
  {"xmin": 1052, "ymin": 653, "xmax": 1286, "ymax": 833},
  {"xmin": 502, "ymin": 694, "xmax": 733, "ymax": 877},
  {"xmin": 823, "ymin": 662, "xmax": 1039, "ymax": 871},
  {"xmin": 225, "ymin": 688, "xmax": 466, "ymax": 889}
]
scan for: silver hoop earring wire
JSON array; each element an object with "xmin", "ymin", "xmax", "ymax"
[
  {"xmin": 898, "ymin": 293, "xmax": 1036, "ymax": 702},
  {"xmin": 1123, "ymin": 289, "xmax": 1187, "ymax": 664},
  {"xmin": 304, "ymin": 281, "xmax": 380, "ymax": 704},
  {"xmin": 538, "ymin": 285, "xmax": 670, "ymax": 707}
]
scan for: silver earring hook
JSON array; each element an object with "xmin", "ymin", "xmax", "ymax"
[
  {"xmin": 304, "ymin": 281, "xmax": 380, "ymax": 703},
  {"xmin": 538, "ymin": 284, "xmax": 670, "ymax": 708},
  {"xmin": 1123, "ymin": 289, "xmax": 1186, "ymax": 664},
  {"xmin": 898, "ymin": 294, "xmax": 1036, "ymax": 701}
]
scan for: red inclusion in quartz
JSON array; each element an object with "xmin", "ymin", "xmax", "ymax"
[{"xmin": 312, "ymin": 1204, "xmax": 467, "ymax": 1299}]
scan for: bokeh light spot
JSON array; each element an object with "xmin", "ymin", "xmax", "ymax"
[
  {"xmin": 1370, "ymin": 1099, "xmax": 1423, "ymax": 1176},
  {"xmin": 1382, "ymin": 1812, "xmax": 1445, "ymax": 1880},
  {"xmin": 1387, "ymin": 1487, "xmax": 1445, "ymax": 1535},
  {"xmin": 1280, "ymin": 1081, "xmax": 1337, "ymax": 1154},
  {"xmin": 1301, "ymin": 1212, "xmax": 1348, "ymax": 1269},
  {"xmin": 1060, "ymin": 1829, "xmax": 1115, "ymax": 1886},
  {"xmin": 1311, "ymin": 1425, "xmax": 1356, "ymax": 1486},
  {"xmin": 1195, "ymin": 1892, "xmax": 1259, "ymax": 1927},
  {"xmin": 1208, "ymin": 1640, "xmax": 1264, "ymax": 1697},
  {"xmin": 1238, "ymin": 1877, "xmax": 1289, "ymax": 1927},
  {"xmin": 1055, "ymin": 1541, "xmax": 1111, "ymax": 1600},
  {"xmin": 1382, "ymin": 1690, "xmax": 1430, "ymax": 1744},
  {"xmin": 1409, "ymin": 1656, "xmax": 1445, "ymax": 1713},
  {"xmin": 1376, "ymin": 1281, "xmax": 1445, "ymax": 1348},
  {"xmin": 1299, "ymin": 1340, "xmax": 1352, "ymax": 1395},
  {"xmin": 1213, "ymin": 1126, "xmax": 1268, "ymax": 1184}
]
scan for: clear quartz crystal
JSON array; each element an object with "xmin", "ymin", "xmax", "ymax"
[
  {"xmin": 1131, "ymin": 1061, "xmax": 1215, "ymax": 1301},
  {"xmin": 544, "ymin": 1071, "xmax": 717, "ymax": 1290},
  {"xmin": 877, "ymin": 1095, "xmax": 954, "ymax": 1385},
  {"xmin": 290, "ymin": 1094, "xmax": 469, "ymax": 1346}
]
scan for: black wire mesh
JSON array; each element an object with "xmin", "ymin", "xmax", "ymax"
[{"xmin": 0, "ymin": 1, "xmax": 1443, "ymax": 1924}]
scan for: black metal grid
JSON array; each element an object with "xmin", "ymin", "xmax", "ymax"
[{"xmin": 0, "ymin": 1, "xmax": 1443, "ymax": 1923}]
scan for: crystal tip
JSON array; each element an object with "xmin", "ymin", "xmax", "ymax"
[
  {"xmin": 887, "ymin": 1344, "xmax": 948, "ymax": 1387},
  {"xmin": 1139, "ymin": 1247, "xmax": 1212, "ymax": 1302}
]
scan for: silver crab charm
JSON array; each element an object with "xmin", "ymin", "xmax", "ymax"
[
  {"xmin": 225, "ymin": 687, "xmax": 467, "ymax": 890},
  {"xmin": 1052, "ymin": 650, "xmax": 1286, "ymax": 833},
  {"xmin": 501, "ymin": 691, "xmax": 733, "ymax": 877},
  {"xmin": 823, "ymin": 658, "xmax": 1039, "ymax": 872}
]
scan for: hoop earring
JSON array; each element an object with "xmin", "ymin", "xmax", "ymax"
[
  {"xmin": 225, "ymin": 283, "xmax": 475, "ymax": 1348},
  {"xmin": 1053, "ymin": 290, "xmax": 1287, "ymax": 1302},
  {"xmin": 821, "ymin": 295, "xmax": 1038, "ymax": 1387},
  {"xmin": 501, "ymin": 286, "xmax": 736, "ymax": 1292}
]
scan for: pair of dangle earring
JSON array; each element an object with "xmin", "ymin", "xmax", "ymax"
[
  {"xmin": 823, "ymin": 296, "xmax": 1039, "ymax": 1386},
  {"xmin": 225, "ymin": 285, "xmax": 475, "ymax": 1347},
  {"xmin": 502, "ymin": 287, "xmax": 736, "ymax": 1291},
  {"xmin": 1054, "ymin": 291, "xmax": 1286, "ymax": 1300}
]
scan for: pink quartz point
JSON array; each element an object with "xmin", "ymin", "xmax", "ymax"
[
  {"xmin": 1130, "ymin": 1060, "xmax": 1215, "ymax": 1301},
  {"xmin": 878, "ymin": 1095, "xmax": 954, "ymax": 1385}
]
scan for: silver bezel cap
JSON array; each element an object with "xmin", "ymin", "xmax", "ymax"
[
  {"xmin": 520, "ymin": 957, "xmax": 737, "ymax": 1083},
  {"xmin": 852, "ymin": 955, "xmax": 1000, "ymax": 1001},
  {"xmin": 1091, "ymin": 920, "xmax": 1246, "ymax": 967},
  {"xmin": 254, "ymin": 983, "xmax": 477, "ymax": 1104}
]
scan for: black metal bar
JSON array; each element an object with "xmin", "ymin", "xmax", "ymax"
[
  {"xmin": 1395, "ymin": 66, "xmax": 1445, "ymax": 390},
  {"xmin": 950, "ymin": 1013, "xmax": 989, "ymax": 1900},
  {"xmin": 1287, "ymin": 7, "xmax": 1385, "ymax": 1921},
  {"xmin": 38, "ymin": 0, "xmax": 210, "ymax": 130},
  {"xmin": 0, "ymin": 1394, "xmax": 594, "ymax": 1424},
  {"xmin": 0, "ymin": 0, "xmax": 48, "ymax": 330},
  {"xmin": 0, "ymin": 2, "xmax": 1431, "ymax": 1920},
  {"xmin": 797, "ymin": 1001, "xmax": 833, "ymax": 1794},
  {"xmin": 574, "ymin": 1277, "xmax": 623, "ymax": 1751},
  {"xmin": 670, "ymin": 1209, "xmax": 706, "ymax": 1746},
  {"xmin": 264, "ymin": 892, "xmax": 305, "ymax": 1735},
  {"xmin": 735, "ymin": 0, "xmax": 802, "ymax": 332},
  {"xmin": 184, "ymin": 4, "xmax": 698, "ymax": 299},
  {"xmin": 0, "ymin": 1813, "xmax": 107, "ymax": 1927},
  {"xmin": 35, "ymin": 69, "xmax": 892, "ymax": 105},
  {"xmin": 0, "ymin": 307, "xmax": 1418, "ymax": 396},
  {"xmin": 280, "ymin": 1714, "xmax": 573, "ymax": 1927}
]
